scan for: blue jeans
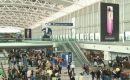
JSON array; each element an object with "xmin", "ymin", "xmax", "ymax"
[
  {"xmin": 104, "ymin": 75, "xmax": 112, "ymax": 80},
  {"xmin": 121, "ymin": 76, "xmax": 128, "ymax": 80}
]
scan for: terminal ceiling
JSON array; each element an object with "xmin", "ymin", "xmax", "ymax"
[{"xmin": 0, "ymin": 0, "xmax": 77, "ymax": 28}]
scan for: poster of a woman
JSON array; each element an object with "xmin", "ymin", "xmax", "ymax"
[
  {"xmin": 27, "ymin": 29, "xmax": 29, "ymax": 38},
  {"xmin": 101, "ymin": 3, "xmax": 119, "ymax": 41},
  {"xmin": 107, "ymin": 6, "xmax": 113, "ymax": 36}
]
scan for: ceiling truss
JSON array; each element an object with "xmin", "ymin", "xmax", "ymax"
[{"xmin": 0, "ymin": 0, "xmax": 75, "ymax": 28}]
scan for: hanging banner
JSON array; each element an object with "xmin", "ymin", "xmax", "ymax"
[
  {"xmin": 25, "ymin": 29, "xmax": 32, "ymax": 39},
  {"xmin": 100, "ymin": 3, "xmax": 119, "ymax": 41}
]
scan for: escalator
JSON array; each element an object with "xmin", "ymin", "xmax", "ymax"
[
  {"xmin": 2, "ymin": 49, "xmax": 8, "ymax": 58},
  {"xmin": 59, "ymin": 41, "xmax": 90, "ymax": 66},
  {"xmin": 0, "ymin": 62, "xmax": 7, "ymax": 79},
  {"xmin": 0, "ymin": 49, "xmax": 8, "ymax": 79},
  {"xmin": 72, "ymin": 41, "xmax": 90, "ymax": 64},
  {"xmin": 67, "ymin": 41, "xmax": 89, "ymax": 65},
  {"xmin": 62, "ymin": 43, "xmax": 82, "ymax": 67}
]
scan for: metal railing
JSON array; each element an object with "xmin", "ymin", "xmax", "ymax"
[
  {"xmin": 0, "ymin": 62, "xmax": 7, "ymax": 79},
  {"xmin": 0, "ymin": 38, "xmax": 52, "ymax": 41},
  {"xmin": 71, "ymin": 41, "xmax": 90, "ymax": 64},
  {"xmin": 67, "ymin": 42, "xmax": 83, "ymax": 63},
  {"xmin": 2, "ymin": 49, "xmax": 8, "ymax": 58},
  {"xmin": 67, "ymin": 41, "xmax": 87, "ymax": 65},
  {"xmin": 52, "ymin": 39, "xmax": 90, "ymax": 65},
  {"xmin": 2, "ymin": 37, "xmax": 130, "ymax": 46},
  {"xmin": 57, "ymin": 41, "xmax": 83, "ymax": 66}
]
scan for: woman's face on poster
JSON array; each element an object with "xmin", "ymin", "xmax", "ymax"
[{"xmin": 107, "ymin": 6, "xmax": 113, "ymax": 20}]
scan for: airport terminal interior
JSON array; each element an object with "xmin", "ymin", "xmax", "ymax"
[{"xmin": 0, "ymin": 0, "xmax": 130, "ymax": 80}]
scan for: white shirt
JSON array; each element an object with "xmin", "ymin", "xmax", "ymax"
[
  {"xmin": 27, "ymin": 70, "xmax": 31, "ymax": 77},
  {"xmin": 46, "ymin": 27, "xmax": 48, "ymax": 33},
  {"xmin": 71, "ymin": 64, "xmax": 75, "ymax": 68},
  {"xmin": 47, "ymin": 70, "xmax": 52, "ymax": 76}
]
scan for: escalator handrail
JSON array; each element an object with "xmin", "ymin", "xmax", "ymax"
[
  {"xmin": 0, "ymin": 62, "xmax": 7, "ymax": 79},
  {"xmin": 2, "ymin": 49, "xmax": 8, "ymax": 58},
  {"xmin": 72, "ymin": 41, "xmax": 90, "ymax": 64},
  {"xmin": 62, "ymin": 43, "xmax": 70, "ymax": 52},
  {"xmin": 68, "ymin": 41, "xmax": 90, "ymax": 65},
  {"xmin": 70, "ymin": 41, "xmax": 86, "ymax": 62},
  {"xmin": 65, "ymin": 42, "xmax": 83, "ymax": 65},
  {"xmin": 67, "ymin": 41, "xmax": 84, "ymax": 64},
  {"xmin": 54, "ymin": 40, "xmax": 87, "ymax": 65},
  {"xmin": 70, "ymin": 42, "xmax": 86, "ymax": 64}
]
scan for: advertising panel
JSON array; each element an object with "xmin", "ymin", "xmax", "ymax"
[
  {"xmin": 42, "ymin": 27, "xmax": 52, "ymax": 39},
  {"xmin": 25, "ymin": 29, "xmax": 32, "ymax": 39},
  {"xmin": 101, "ymin": 3, "xmax": 119, "ymax": 41}
]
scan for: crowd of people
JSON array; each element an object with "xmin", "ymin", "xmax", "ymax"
[
  {"xmin": 7, "ymin": 49, "xmax": 63, "ymax": 80},
  {"xmin": 85, "ymin": 55, "xmax": 130, "ymax": 80},
  {"xmin": 92, "ymin": 56, "xmax": 105, "ymax": 68},
  {"xmin": 110, "ymin": 56, "xmax": 130, "ymax": 68},
  {"xmin": 1, "ymin": 48, "xmax": 130, "ymax": 80},
  {"xmin": 89, "ymin": 67, "xmax": 130, "ymax": 80}
]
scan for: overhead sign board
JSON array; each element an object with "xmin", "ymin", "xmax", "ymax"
[{"xmin": 45, "ymin": 23, "xmax": 73, "ymax": 26}]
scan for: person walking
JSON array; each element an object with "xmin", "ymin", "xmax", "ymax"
[
  {"xmin": 71, "ymin": 63, "xmax": 75, "ymax": 74},
  {"xmin": 91, "ymin": 70, "xmax": 95, "ymax": 80},
  {"xmin": 96, "ymin": 70, "xmax": 101, "ymax": 80},
  {"xmin": 70, "ymin": 73, "xmax": 75, "ymax": 80},
  {"xmin": 67, "ymin": 64, "xmax": 70, "ymax": 74},
  {"xmin": 58, "ymin": 64, "xmax": 62, "ymax": 74},
  {"xmin": 69, "ymin": 70, "xmax": 72, "ymax": 80}
]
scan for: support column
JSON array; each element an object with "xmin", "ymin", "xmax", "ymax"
[
  {"xmin": 104, "ymin": 51, "xmax": 111, "ymax": 61},
  {"xmin": 104, "ymin": 51, "xmax": 112, "ymax": 66},
  {"xmin": 55, "ymin": 47, "xmax": 58, "ymax": 52},
  {"xmin": 53, "ymin": 43, "xmax": 58, "ymax": 54}
]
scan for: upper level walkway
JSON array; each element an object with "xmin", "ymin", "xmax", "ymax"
[
  {"xmin": 1, "ymin": 38, "xmax": 130, "ymax": 53},
  {"xmin": 0, "ymin": 40, "xmax": 53, "ymax": 48}
]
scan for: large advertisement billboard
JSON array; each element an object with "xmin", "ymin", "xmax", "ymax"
[
  {"xmin": 25, "ymin": 29, "xmax": 32, "ymax": 39},
  {"xmin": 42, "ymin": 27, "xmax": 52, "ymax": 39},
  {"xmin": 101, "ymin": 3, "xmax": 119, "ymax": 41}
]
